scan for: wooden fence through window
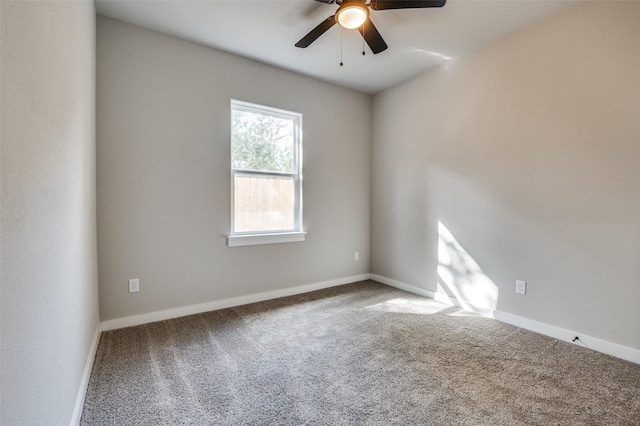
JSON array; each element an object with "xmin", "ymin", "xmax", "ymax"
[{"xmin": 234, "ymin": 175, "xmax": 294, "ymax": 232}]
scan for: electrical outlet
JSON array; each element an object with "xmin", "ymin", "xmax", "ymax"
[
  {"xmin": 354, "ymin": 252, "xmax": 360, "ymax": 261},
  {"xmin": 129, "ymin": 278, "xmax": 140, "ymax": 293},
  {"xmin": 516, "ymin": 280, "xmax": 526, "ymax": 295}
]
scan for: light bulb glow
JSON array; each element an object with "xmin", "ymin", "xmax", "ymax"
[{"xmin": 336, "ymin": 6, "xmax": 367, "ymax": 29}]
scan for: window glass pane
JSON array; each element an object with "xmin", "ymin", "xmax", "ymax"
[
  {"xmin": 232, "ymin": 109, "xmax": 294, "ymax": 173},
  {"xmin": 234, "ymin": 174, "xmax": 295, "ymax": 232}
]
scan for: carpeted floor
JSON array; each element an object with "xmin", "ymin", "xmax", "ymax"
[{"xmin": 81, "ymin": 280, "xmax": 640, "ymax": 425}]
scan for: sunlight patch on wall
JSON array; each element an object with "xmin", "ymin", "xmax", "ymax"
[{"xmin": 437, "ymin": 221, "xmax": 499, "ymax": 312}]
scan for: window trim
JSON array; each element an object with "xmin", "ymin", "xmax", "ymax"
[
  {"xmin": 228, "ymin": 100, "xmax": 304, "ymax": 247},
  {"xmin": 227, "ymin": 231, "xmax": 307, "ymax": 248}
]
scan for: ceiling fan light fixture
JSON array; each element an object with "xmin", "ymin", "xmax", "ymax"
[{"xmin": 336, "ymin": 5, "xmax": 368, "ymax": 29}]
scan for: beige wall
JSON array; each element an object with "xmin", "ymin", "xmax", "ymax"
[
  {"xmin": 371, "ymin": 2, "xmax": 640, "ymax": 350},
  {"xmin": 96, "ymin": 17, "xmax": 371, "ymax": 321},
  {"xmin": 0, "ymin": 1, "xmax": 100, "ymax": 424}
]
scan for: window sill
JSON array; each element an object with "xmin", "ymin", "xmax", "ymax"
[{"xmin": 227, "ymin": 232, "xmax": 306, "ymax": 247}]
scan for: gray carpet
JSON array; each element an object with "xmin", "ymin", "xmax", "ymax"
[{"xmin": 81, "ymin": 281, "xmax": 640, "ymax": 425}]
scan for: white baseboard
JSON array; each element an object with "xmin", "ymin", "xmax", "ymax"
[
  {"xmin": 98, "ymin": 273, "xmax": 640, "ymax": 365},
  {"xmin": 370, "ymin": 274, "xmax": 640, "ymax": 365},
  {"xmin": 101, "ymin": 274, "xmax": 370, "ymax": 331},
  {"xmin": 370, "ymin": 274, "xmax": 495, "ymax": 317},
  {"xmin": 493, "ymin": 311, "xmax": 640, "ymax": 365},
  {"xmin": 70, "ymin": 322, "xmax": 102, "ymax": 426},
  {"xmin": 370, "ymin": 274, "xmax": 436, "ymax": 299}
]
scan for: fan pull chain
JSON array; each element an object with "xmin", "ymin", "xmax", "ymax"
[
  {"xmin": 339, "ymin": 26, "xmax": 344, "ymax": 66},
  {"xmin": 362, "ymin": 24, "xmax": 366, "ymax": 56}
]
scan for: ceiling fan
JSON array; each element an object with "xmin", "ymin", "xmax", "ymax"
[{"xmin": 295, "ymin": 0, "xmax": 447, "ymax": 55}]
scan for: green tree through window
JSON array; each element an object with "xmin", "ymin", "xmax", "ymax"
[{"xmin": 232, "ymin": 110, "xmax": 294, "ymax": 173}]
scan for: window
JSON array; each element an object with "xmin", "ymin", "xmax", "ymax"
[{"xmin": 228, "ymin": 100, "xmax": 304, "ymax": 247}]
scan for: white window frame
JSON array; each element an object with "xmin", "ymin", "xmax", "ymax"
[{"xmin": 227, "ymin": 100, "xmax": 305, "ymax": 247}]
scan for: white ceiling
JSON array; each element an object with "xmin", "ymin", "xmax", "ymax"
[{"xmin": 95, "ymin": 0, "xmax": 576, "ymax": 94}]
